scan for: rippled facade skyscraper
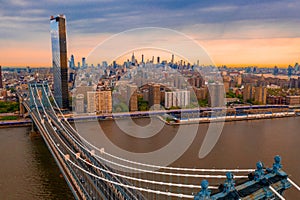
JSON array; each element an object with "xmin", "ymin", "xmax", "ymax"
[{"xmin": 50, "ymin": 15, "xmax": 69, "ymax": 109}]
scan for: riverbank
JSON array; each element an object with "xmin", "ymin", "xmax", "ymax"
[
  {"xmin": 158, "ymin": 112, "xmax": 297, "ymax": 125},
  {"xmin": 1, "ymin": 111, "xmax": 297, "ymax": 128},
  {"xmin": 0, "ymin": 119, "xmax": 32, "ymax": 128}
]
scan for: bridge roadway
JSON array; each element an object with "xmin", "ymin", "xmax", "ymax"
[
  {"xmin": 22, "ymin": 86, "xmax": 145, "ymax": 200},
  {"xmin": 45, "ymin": 109, "xmax": 145, "ymax": 200},
  {"xmin": 29, "ymin": 109, "xmax": 89, "ymax": 199}
]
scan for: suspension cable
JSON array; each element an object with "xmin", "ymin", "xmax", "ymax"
[{"xmin": 47, "ymin": 85, "xmax": 254, "ymax": 173}]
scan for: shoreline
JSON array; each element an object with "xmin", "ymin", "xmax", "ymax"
[
  {"xmin": 0, "ymin": 111, "xmax": 298, "ymax": 128},
  {"xmin": 0, "ymin": 119, "xmax": 32, "ymax": 128},
  {"xmin": 157, "ymin": 112, "xmax": 297, "ymax": 125}
]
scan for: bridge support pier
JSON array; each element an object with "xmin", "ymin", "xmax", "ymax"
[
  {"xmin": 29, "ymin": 123, "xmax": 39, "ymax": 137},
  {"xmin": 19, "ymin": 98, "xmax": 25, "ymax": 117}
]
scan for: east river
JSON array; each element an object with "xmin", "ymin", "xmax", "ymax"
[{"xmin": 0, "ymin": 117, "xmax": 299, "ymax": 199}]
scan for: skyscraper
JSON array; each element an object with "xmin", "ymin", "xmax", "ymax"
[
  {"xmin": 273, "ymin": 66, "xmax": 279, "ymax": 76},
  {"xmin": 50, "ymin": 15, "xmax": 69, "ymax": 109},
  {"xmin": 131, "ymin": 53, "xmax": 136, "ymax": 65},
  {"xmin": 69, "ymin": 54, "xmax": 75, "ymax": 69},
  {"xmin": 82, "ymin": 57, "xmax": 86, "ymax": 68}
]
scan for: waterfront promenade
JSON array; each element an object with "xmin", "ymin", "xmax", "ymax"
[
  {"xmin": 161, "ymin": 111, "xmax": 296, "ymax": 125},
  {"xmin": 0, "ymin": 118, "xmax": 31, "ymax": 127},
  {"xmin": 0, "ymin": 104, "xmax": 298, "ymax": 127}
]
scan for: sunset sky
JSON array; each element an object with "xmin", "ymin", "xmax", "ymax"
[{"xmin": 1, "ymin": 0, "xmax": 300, "ymax": 68}]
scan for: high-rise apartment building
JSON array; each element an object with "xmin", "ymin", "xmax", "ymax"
[
  {"xmin": 254, "ymin": 86, "xmax": 267, "ymax": 105},
  {"xmin": 243, "ymin": 85, "xmax": 267, "ymax": 105},
  {"xmin": 97, "ymin": 91, "xmax": 113, "ymax": 113},
  {"xmin": 194, "ymin": 87, "xmax": 208, "ymax": 101},
  {"xmin": 75, "ymin": 93, "xmax": 84, "ymax": 113},
  {"xmin": 165, "ymin": 90, "xmax": 190, "ymax": 109},
  {"xmin": 50, "ymin": 15, "xmax": 69, "ymax": 109},
  {"xmin": 87, "ymin": 91, "xmax": 112, "ymax": 113},
  {"xmin": 165, "ymin": 92, "xmax": 173, "ymax": 109},
  {"xmin": 207, "ymin": 83, "xmax": 225, "ymax": 107},
  {"xmin": 127, "ymin": 84, "xmax": 138, "ymax": 112},
  {"xmin": 87, "ymin": 92, "xmax": 96, "ymax": 113},
  {"xmin": 188, "ymin": 76, "xmax": 204, "ymax": 88},
  {"xmin": 222, "ymin": 76, "xmax": 231, "ymax": 93},
  {"xmin": 149, "ymin": 84, "xmax": 161, "ymax": 109},
  {"xmin": 243, "ymin": 84, "xmax": 255, "ymax": 103}
]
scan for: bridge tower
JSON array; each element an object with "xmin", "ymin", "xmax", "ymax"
[
  {"xmin": 28, "ymin": 82, "xmax": 51, "ymax": 136},
  {"xmin": 29, "ymin": 82, "xmax": 51, "ymax": 110}
]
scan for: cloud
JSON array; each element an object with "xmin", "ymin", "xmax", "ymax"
[
  {"xmin": 201, "ymin": 37, "xmax": 300, "ymax": 67},
  {"xmin": 8, "ymin": 0, "xmax": 29, "ymax": 6},
  {"xmin": 1, "ymin": 0, "xmax": 300, "ymax": 66},
  {"xmin": 2, "ymin": 0, "xmax": 300, "ymax": 34},
  {"xmin": 198, "ymin": 5, "xmax": 238, "ymax": 12}
]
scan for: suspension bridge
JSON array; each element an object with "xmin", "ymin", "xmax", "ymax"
[{"xmin": 17, "ymin": 82, "xmax": 300, "ymax": 200}]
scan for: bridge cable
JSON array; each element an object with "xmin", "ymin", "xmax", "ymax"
[
  {"xmin": 29, "ymin": 84, "xmax": 93, "ymax": 199},
  {"xmin": 46, "ymin": 85, "xmax": 254, "ymax": 173},
  {"xmin": 31, "ymin": 85, "xmax": 198, "ymax": 199},
  {"xmin": 37, "ymin": 85, "xmax": 230, "ymax": 188}
]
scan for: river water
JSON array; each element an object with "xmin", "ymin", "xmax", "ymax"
[
  {"xmin": 0, "ymin": 117, "xmax": 299, "ymax": 199},
  {"xmin": 0, "ymin": 127, "xmax": 74, "ymax": 200}
]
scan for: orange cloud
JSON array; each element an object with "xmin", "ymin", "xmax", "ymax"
[
  {"xmin": 1, "ymin": 35, "xmax": 299, "ymax": 68},
  {"xmin": 0, "ymin": 42, "xmax": 51, "ymax": 67},
  {"xmin": 201, "ymin": 37, "xmax": 300, "ymax": 67}
]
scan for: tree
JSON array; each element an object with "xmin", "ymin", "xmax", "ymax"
[
  {"xmin": 137, "ymin": 97, "xmax": 149, "ymax": 111},
  {"xmin": 9, "ymin": 88, "xmax": 16, "ymax": 93},
  {"xmin": 226, "ymin": 91, "xmax": 236, "ymax": 98},
  {"xmin": 198, "ymin": 99, "xmax": 208, "ymax": 107},
  {"xmin": 0, "ymin": 101, "xmax": 19, "ymax": 113},
  {"xmin": 113, "ymin": 102, "xmax": 129, "ymax": 112}
]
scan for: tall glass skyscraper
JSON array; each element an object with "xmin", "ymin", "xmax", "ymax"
[{"xmin": 50, "ymin": 15, "xmax": 69, "ymax": 109}]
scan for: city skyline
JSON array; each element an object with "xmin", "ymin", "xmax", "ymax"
[{"xmin": 1, "ymin": 1, "xmax": 300, "ymax": 67}]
